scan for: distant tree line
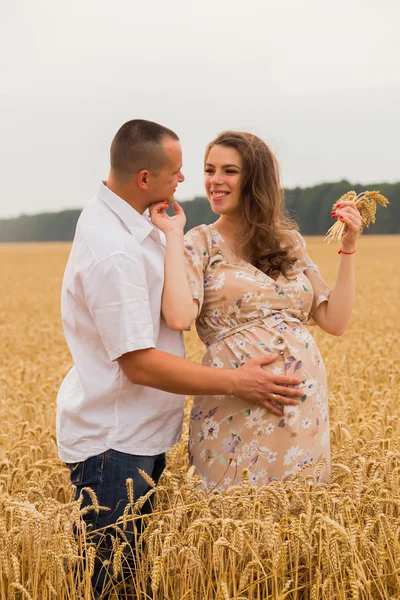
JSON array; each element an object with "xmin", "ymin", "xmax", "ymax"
[{"xmin": 0, "ymin": 180, "xmax": 398, "ymax": 242}]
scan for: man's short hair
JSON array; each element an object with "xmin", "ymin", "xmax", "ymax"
[{"xmin": 110, "ymin": 119, "xmax": 179, "ymax": 180}]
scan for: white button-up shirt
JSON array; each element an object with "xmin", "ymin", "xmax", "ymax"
[{"xmin": 56, "ymin": 182, "xmax": 185, "ymax": 463}]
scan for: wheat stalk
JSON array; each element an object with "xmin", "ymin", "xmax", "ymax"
[{"xmin": 324, "ymin": 190, "xmax": 389, "ymax": 243}]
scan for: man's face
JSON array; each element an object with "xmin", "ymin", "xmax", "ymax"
[{"xmin": 149, "ymin": 138, "xmax": 185, "ymax": 204}]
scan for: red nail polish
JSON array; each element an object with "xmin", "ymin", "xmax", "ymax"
[
  {"xmin": 340, "ymin": 216, "xmax": 344, "ymax": 220},
  {"xmin": 337, "ymin": 203, "xmax": 341, "ymax": 208}
]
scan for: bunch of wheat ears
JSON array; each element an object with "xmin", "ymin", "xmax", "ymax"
[{"xmin": 324, "ymin": 191, "xmax": 389, "ymax": 243}]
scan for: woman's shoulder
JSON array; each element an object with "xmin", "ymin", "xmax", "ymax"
[
  {"xmin": 184, "ymin": 224, "xmax": 216, "ymax": 268},
  {"xmin": 184, "ymin": 223, "xmax": 215, "ymax": 249},
  {"xmin": 185, "ymin": 223, "xmax": 210, "ymax": 237},
  {"xmin": 283, "ymin": 228, "xmax": 306, "ymax": 250}
]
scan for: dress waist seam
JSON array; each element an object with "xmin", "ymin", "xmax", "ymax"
[{"xmin": 204, "ymin": 312, "xmax": 302, "ymax": 347}]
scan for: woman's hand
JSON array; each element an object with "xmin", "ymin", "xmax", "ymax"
[
  {"xmin": 150, "ymin": 201, "xmax": 186, "ymax": 234},
  {"xmin": 331, "ymin": 200, "xmax": 363, "ymax": 251}
]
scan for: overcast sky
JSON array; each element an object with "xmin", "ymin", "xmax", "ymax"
[{"xmin": 0, "ymin": 0, "xmax": 399, "ymax": 218}]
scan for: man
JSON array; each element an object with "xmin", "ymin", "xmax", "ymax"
[{"xmin": 57, "ymin": 119, "xmax": 303, "ymax": 593}]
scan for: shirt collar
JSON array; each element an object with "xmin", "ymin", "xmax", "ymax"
[{"xmin": 97, "ymin": 181, "xmax": 163, "ymax": 245}]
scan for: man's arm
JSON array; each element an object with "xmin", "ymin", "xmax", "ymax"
[{"xmin": 118, "ymin": 349, "xmax": 304, "ymax": 417}]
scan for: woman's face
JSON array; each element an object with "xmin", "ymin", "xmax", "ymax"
[{"xmin": 204, "ymin": 145, "xmax": 243, "ymax": 217}]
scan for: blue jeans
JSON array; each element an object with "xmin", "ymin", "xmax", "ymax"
[{"xmin": 68, "ymin": 449, "xmax": 166, "ymax": 596}]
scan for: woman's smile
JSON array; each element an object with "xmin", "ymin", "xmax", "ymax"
[{"xmin": 211, "ymin": 190, "xmax": 230, "ymax": 199}]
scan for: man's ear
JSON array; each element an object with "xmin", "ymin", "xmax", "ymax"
[{"xmin": 137, "ymin": 169, "xmax": 151, "ymax": 191}]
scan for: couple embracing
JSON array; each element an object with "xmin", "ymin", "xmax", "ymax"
[{"xmin": 56, "ymin": 119, "xmax": 361, "ymax": 592}]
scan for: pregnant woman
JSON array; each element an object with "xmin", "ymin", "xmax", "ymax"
[{"xmin": 151, "ymin": 131, "xmax": 362, "ymax": 491}]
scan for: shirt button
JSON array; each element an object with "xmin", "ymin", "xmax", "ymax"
[{"xmin": 278, "ymin": 338, "xmax": 283, "ymax": 344}]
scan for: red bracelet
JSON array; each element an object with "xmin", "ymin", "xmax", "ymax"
[{"xmin": 338, "ymin": 248, "xmax": 356, "ymax": 255}]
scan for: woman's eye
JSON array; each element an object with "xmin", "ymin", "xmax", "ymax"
[
  {"xmin": 204, "ymin": 169, "xmax": 214, "ymax": 174},
  {"xmin": 226, "ymin": 170, "xmax": 238, "ymax": 174}
]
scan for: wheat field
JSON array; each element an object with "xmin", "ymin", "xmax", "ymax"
[{"xmin": 0, "ymin": 236, "xmax": 399, "ymax": 600}]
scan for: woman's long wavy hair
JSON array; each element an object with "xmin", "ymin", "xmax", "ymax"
[{"xmin": 205, "ymin": 131, "xmax": 298, "ymax": 279}]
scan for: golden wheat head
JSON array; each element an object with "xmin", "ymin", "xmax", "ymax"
[{"xmin": 324, "ymin": 190, "xmax": 389, "ymax": 243}]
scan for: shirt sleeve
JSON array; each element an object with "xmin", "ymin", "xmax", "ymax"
[
  {"xmin": 183, "ymin": 226, "xmax": 210, "ymax": 317},
  {"xmin": 84, "ymin": 253, "xmax": 155, "ymax": 361},
  {"xmin": 293, "ymin": 231, "xmax": 332, "ymax": 323}
]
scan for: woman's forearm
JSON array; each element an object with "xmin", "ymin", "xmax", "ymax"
[
  {"xmin": 314, "ymin": 253, "xmax": 355, "ymax": 335},
  {"xmin": 162, "ymin": 230, "xmax": 198, "ymax": 330}
]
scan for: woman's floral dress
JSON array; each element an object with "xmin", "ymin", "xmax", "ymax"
[{"xmin": 184, "ymin": 224, "xmax": 332, "ymax": 491}]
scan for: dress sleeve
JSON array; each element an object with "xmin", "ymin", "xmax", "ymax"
[
  {"xmin": 293, "ymin": 231, "xmax": 332, "ymax": 322},
  {"xmin": 183, "ymin": 226, "xmax": 210, "ymax": 317}
]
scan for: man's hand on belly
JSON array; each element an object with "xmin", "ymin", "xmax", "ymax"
[{"xmin": 231, "ymin": 353, "xmax": 303, "ymax": 416}]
